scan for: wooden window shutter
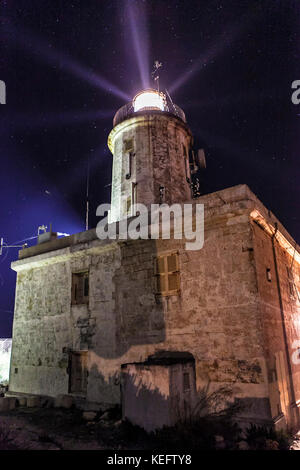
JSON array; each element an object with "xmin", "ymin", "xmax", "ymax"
[{"xmin": 155, "ymin": 252, "xmax": 180, "ymax": 295}]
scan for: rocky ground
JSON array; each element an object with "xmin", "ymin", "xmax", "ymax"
[
  {"xmin": 0, "ymin": 406, "xmax": 299, "ymax": 451},
  {"xmin": 291, "ymin": 432, "xmax": 300, "ymax": 450},
  {"xmin": 0, "ymin": 406, "xmax": 129, "ymax": 450}
]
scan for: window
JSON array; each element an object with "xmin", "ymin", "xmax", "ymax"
[
  {"xmin": 266, "ymin": 268, "xmax": 272, "ymax": 282},
  {"xmin": 71, "ymin": 271, "xmax": 89, "ymax": 305},
  {"xmin": 155, "ymin": 252, "xmax": 180, "ymax": 295},
  {"xmin": 124, "ymin": 138, "xmax": 134, "ymax": 153},
  {"xmin": 286, "ymin": 267, "xmax": 295, "ymax": 297},
  {"xmin": 68, "ymin": 351, "xmax": 88, "ymax": 395},
  {"xmin": 123, "ymin": 184, "xmax": 137, "ymax": 217},
  {"xmin": 125, "ymin": 152, "xmax": 132, "ymax": 179},
  {"xmin": 159, "ymin": 185, "xmax": 165, "ymax": 204},
  {"xmin": 123, "ymin": 195, "xmax": 132, "ymax": 216}
]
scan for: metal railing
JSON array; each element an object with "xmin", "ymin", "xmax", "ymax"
[{"xmin": 113, "ymin": 100, "xmax": 186, "ymax": 127}]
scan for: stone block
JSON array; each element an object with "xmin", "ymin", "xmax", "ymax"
[
  {"xmin": 18, "ymin": 397, "xmax": 27, "ymax": 407},
  {"xmin": 82, "ymin": 411, "xmax": 97, "ymax": 421},
  {"xmin": 54, "ymin": 394, "xmax": 73, "ymax": 409},
  {"xmin": 27, "ymin": 396, "xmax": 41, "ymax": 408},
  {"xmin": 0, "ymin": 397, "xmax": 10, "ymax": 412},
  {"xmin": 238, "ymin": 440, "xmax": 250, "ymax": 450},
  {"xmin": 40, "ymin": 396, "xmax": 54, "ymax": 408},
  {"xmin": 8, "ymin": 397, "xmax": 16, "ymax": 410}
]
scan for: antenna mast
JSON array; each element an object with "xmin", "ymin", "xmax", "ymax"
[
  {"xmin": 0, "ymin": 237, "xmax": 28, "ymax": 255},
  {"xmin": 85, "ymin": 153, "xmax": 90, "ymax": 231},
  {"xmin": 152, "ymin": 60, "xmax": 162, "ymax": 92}
]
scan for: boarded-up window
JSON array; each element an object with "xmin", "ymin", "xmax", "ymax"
[
  {"xmin": 68, "ymin": 351, "xmax": 88, "ymax": 394},
  {"xmin": 71, "ymin": 271, "xmax": 89, "ymax": 305},
  {"xmin": 155, "ymin": 252, "xmax": 180, "ymax": 295}
]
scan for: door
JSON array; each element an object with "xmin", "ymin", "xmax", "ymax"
[{"xmin": 69, "ymin": 351, "xmax": 88, "ymax": 394}]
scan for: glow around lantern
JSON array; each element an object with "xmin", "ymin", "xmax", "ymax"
[{"xmin": 133, "ymin": 89, "xmax": 165, "ymax": 112}]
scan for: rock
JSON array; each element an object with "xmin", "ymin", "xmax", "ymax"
[
  {"xmin": 82, "ymin": 411, "xmax": 97, "ymax": 421},
  {"xmin": 8, "ymin": 397, "xmax": 16, "ymax": 410},
  {"xmin": 0, "ymin": 385, "xmax": 8, "ymax": 396},
  {"xmin": 98, "ymin": 420, "xmax": 110, "ymax": 427},
  {"xmin": 113, "ymin": 419, "xmax": 123, "ymax": 428},
  {"xmin": 18, "ymin": 397, "xmax": 27, "ymax": 407},
  {"xmin": 265, "ymin": 439, "xmax": 279, "ymax": 450},
  {"xmin": 41, "ymin": 397, "xmax": 54, "ymax": 408},
  {"xmin": 0, "ymin": 397, "xmax": 10, "ymax": 411},
  {"xmin": 54, "ymin": 394, "xmax": 73, "ymax": 409},
  {"xmin": 100, "ymin": 411, "xmax": 110, "ymax": 421},
  {"xmin": 215, "ymin": 435, "xmax": 226, "ymax": 450},
  {"xmin": 27, "ymin": 396, "xmax": 41, "ymax": 408},
  {"xmin": 238, "ymin": 440, "xmax": 250, "ymax": 450}
]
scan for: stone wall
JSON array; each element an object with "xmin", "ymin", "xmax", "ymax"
[
  {"xmin": 9, "ymin": 185, "xmax": 299, "ymax": 427},
  {"xmin": 251, "ymin": 219, "xmax": 300, "ymax": 428},
  {"xmin": 108, "ymin": 113, "xmax": 192, "ymax": 222}
]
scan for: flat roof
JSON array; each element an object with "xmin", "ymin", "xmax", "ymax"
[{"xmin": 14, "ymin": 184, "xmax": 299, "ymax": 266}]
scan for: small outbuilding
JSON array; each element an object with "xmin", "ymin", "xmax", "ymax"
[{"xmin": 121, "ymin": 351, "xmax": 196, "ymax": 432}]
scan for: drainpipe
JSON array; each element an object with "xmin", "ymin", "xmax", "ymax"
[{"xmin": 271, "ymin": 223, "xmax": 298, "ymax": 425}]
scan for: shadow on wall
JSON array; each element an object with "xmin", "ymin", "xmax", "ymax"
[
  {"xmin": 91, "ymin": 238, "xmax": 170, "ymax": 359},
  {"xmin": 87, "ymin": 362, "xmax": 123, "ymax": 405},
  {"xmin": 120, "ymin": 351, "xmax": 197, "ymax": 432},
  {"xmin": 86, "ymin": 349, "xmax": 274, "ymax": 432}
]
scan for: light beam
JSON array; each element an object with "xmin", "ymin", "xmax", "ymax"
[
  {"xmin": 4, "ymin": 109, "xmax": 115, "ymax": 132},
  {"xmin": 169, "ymin": 6, "xmax": 262, "ymax": 94},
  {"xmin": 6, "ymin": 24, "xmax": 130, "ymax": 101},
  {"xmin": 125, "ymin": 0, "xmax": 150, "ymax": 89}
]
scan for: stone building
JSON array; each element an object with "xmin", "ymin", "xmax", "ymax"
[{"xmin": 8, "ymin": 90, "xmax": 300, "ymax": 431}]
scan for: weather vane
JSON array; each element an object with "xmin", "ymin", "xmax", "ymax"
[{"xmin": 152, "ymin": 60, "xmax": 162, "ymax": 92}]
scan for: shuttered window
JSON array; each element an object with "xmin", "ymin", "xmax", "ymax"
[{"xmin": 155, "ymin": 252, "xmax": 180, "ymax": 295}]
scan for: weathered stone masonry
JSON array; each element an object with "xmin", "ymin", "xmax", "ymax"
[
  {"xmin": 8, "ymin": 89, "xmax": 300, "ymax": 430},
  {"xmin": 9, "ymin": 184, "xmax": 300, "ymax": 429}
]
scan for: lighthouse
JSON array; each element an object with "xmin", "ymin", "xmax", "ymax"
[
  {"xmin": 8, "ymin": 81, "xmax": 300, "ymax": 433},
  {"xmin": 107, "ymin": 88, "xmax": 195, "ymax": 223}
]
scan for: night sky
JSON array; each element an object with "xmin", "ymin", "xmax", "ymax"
[{"xmin": 0, "ymin": 0, "xmax": 299, "ymax": 337}]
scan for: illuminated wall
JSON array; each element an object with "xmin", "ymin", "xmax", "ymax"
[
  {"xmin": 8, "ymin": 184, "xmax": 300, "ymax": 430},
  {"xmin": 108, "ymin": 113, "xmax": 192, "ymax": 223},
  {"xmin": 0, "ymin": 339, "xmax": 12, "ymax": 383}
]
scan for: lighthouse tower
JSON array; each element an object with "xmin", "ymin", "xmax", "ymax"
[{"xmin": 107, "ymin": 89, "xmax": 196, "ymax": 223}]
